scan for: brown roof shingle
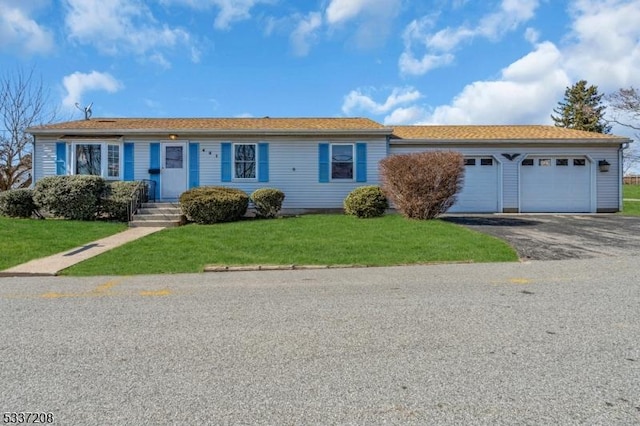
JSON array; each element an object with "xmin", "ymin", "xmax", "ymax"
[
  {"xmin": 29, "ymin": 117, "xmax": 388, "ymax": 132},
  {"xmin": 391, "ymin": 125, "xmax": 627, "ymax": 141}
]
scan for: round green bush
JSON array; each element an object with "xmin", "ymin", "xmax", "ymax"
[
  {"xmin": 250, "ymin": 188, "xmax": 285, "ymax": 218},
  {"xmin": 180, "ymin": 186, "xmax": 249, "ymax": 224},
  {"xmin": 0, "ymin": 188, "xmax": 38, "ymax": 218},
  {"xmin": 343, "ymin": 186, "xmax": 388, "ymax": 218},
  {"xmin": 33, "ymin": 175, "xmax": 107, "ymax": 220},
  {"xmin": 100, "ymin": 181, "xmax": 141, "ymax": 222}
]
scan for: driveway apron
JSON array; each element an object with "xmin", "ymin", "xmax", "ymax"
[{"xmin": 444, "ymin": 214, "xmax": 640, "ymax": 261}]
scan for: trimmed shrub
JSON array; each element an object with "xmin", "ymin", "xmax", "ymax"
[
  {"xmin": 33, "ymin": 175, "xmax": 107, "ymax": 220},
  {"xmin": 379, "ymin": 151, "xmax": 464, "ymax": 220},
  {"xmin": 343, "ymin": 186, "xmax": 388, "ymax": 218},
  {"xmin": 180, "ymin": 186, "xmax": 249, "ymax": 224},
  {"xmin": 0, "ymin": 189, "xmax": 38, "ymax": 218},
  {"xmin": 101, "ymin": 181, "xmax": 140, "ymax": 222},
  {"xmin": 250, "ymin": 188, "xmax": 285, "ymax": 218}
]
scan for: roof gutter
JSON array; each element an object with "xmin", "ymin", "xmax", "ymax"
[
  {"xmin": 389, "ymin": 137, "xmax": 631, "ymax": 145},
  {"xmin": 26, "ymin": 128, "xmax": 395, "ymax": 137}
]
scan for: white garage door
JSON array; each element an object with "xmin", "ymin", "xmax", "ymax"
[
  {"xmin": 520, "ymin": 157, "xmax": 592, "ymax": 212},
  {"xmin": 449, "ymin": 157, "xmax": 499, "ymax": 213}
]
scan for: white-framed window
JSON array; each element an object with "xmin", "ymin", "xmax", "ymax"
[
  {"xmin": 72, "ymin": 141, "xmax": 122, "ymax": 179},
  {"xmin": 331, "ymin": 143, "xmax": 354, "ymax": 180},
  {"xmin": 234, "ymin": 143, "xmax": 257, "ymax": 179}
]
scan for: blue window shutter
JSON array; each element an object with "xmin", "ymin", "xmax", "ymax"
[
  {"xmin": 258, "ymin": 143, "xmax": 269, "ymax": 182},
  {"xmin": 123, "ymin": 143, "xmax": 134, "ymax": 181},
  {"xmin": 318, "ymin": 143, "xmax": 329, "ymax": 183},
  {"xmin": 55, "ymin": 142, "xmax": 66, "ymax": 175},
  {"xmin": 189, "ymin": 142, "xmax": 200, "ymax": 188},
  {"xmin": 221, "ymin": 143, "xmax": 232, "ymax": 182},
  {"xmin": 356, "ymin": 143, "xmax": 367, "ymax": 182},
  {"xmin": 150, "ymin": 143, "xmax": 160, "ymax": 200}
]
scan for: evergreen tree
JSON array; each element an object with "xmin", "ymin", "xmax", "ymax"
[{"xmin": 551, "ymin": 80, "xmax": 611, "ymax": 133}]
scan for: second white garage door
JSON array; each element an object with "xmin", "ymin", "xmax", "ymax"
[
  {"xmin": 449, "ymin": 157, "xmax": 500, "ymax": 213},
  {"xmin": 520, "ymin": 156, "xmax": 592, "ymax": 212}
]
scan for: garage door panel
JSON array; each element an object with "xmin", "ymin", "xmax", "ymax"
[
  {"xmin": 521, "ymin": 157, "xmax": 591, "ymax": 213},
  {"xmin": 449, "ymin": 157, "xmax": 499, "ymax": 213}
]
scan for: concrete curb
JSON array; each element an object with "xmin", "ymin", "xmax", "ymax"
[{"xmin": 204, "ymin": 264, "xmax": 367, "ymax": 272}]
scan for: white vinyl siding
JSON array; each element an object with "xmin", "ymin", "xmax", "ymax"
[
  {"xmin": 198, "ymin": 138, "xmax": 387, "ymax": 208},
  {"xmin": 389, "ymin": 144, "xmax": 621, "ymax": 213},
  {"xmin": 133, "ymin": 141, "xmax": 149, "ymax": 181},
  {"xmin": 32, "ymin": 136, "xmax": 621, "ymax": 212},
  {"xmin": 38, "ymin": 141, "xmax": 57, "ymax": 179}
]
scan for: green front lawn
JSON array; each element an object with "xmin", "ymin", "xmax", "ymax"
[
  {"xmin": 623, "ymin": 184, "xmax": 640, "ymax": 199},
  {"xmin": 622, "ymin": 201, "xmax": 640, "ymax": 216},
  {"xmin": 62, "ymin": 214, "xmax": 518, "ymax": 276},
  {"xmin": 622, "ymin": 185, "xmax": 640, "ymax": 216},
  {"xmin": 0, "ymin": 217, "xmax": 127, "ymax": 270}
]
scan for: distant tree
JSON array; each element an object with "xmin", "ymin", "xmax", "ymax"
[
  {"xmin": 551, "ymin": 80, "xmax": 611, "ymax": 134},
  {"xmin": 0, "ymin": 68, "xmax": 57, "ymax": 191},
  {"xmin": 607, "ymin": 87, "xmax": 640, "ymax": 174}
]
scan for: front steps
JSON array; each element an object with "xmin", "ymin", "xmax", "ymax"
[{"xmin": 130, "ymin": 202, "xmax": 183, "ymax": 227}]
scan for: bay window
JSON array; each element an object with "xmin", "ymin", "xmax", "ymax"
[{"xmin": 72, "ymin": 141, "xmax": 122, "ymax": 179}]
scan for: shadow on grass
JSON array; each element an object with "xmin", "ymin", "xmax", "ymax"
[{"xmin": 443, "ymin": 216, "xmax": 542, "ymax": 227}]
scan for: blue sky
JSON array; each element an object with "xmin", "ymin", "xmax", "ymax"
[{"xmin": 1, "ymin": 0, "xmax": 640, "ymax": 135}]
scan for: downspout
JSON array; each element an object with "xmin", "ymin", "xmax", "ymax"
[
  {"xmin": 31, "ymin": 135, "xmax": 36, "ymax": 188},
  {"xmin": 619, "ymin": 142, "xmax": 629, "ymax": 212}
]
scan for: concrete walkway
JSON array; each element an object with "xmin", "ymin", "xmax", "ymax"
[{"xmin": 0, "ymin": 227, "xmax": 164, "ymax": 277}]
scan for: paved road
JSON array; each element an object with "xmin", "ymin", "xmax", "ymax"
[
  {"xmin": 445, "ymin": 214, "xmax": 640, "ymax": 260},
  {"xmin": 1, "ymin": 258, "xmax": 639, "ymax": 425}
]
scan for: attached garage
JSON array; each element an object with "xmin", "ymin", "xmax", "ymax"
[
  {"xmin": 520, "ymin": 156, "xmax": 593, "ymax": 212},
  {"xmin": 449, "ymin": 156, "xmax": 500, "ymax": 213}
]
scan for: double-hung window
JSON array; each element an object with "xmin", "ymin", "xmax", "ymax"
[
  {"xmin": 331, "ymin": 144, "xmax": 354, "ymax": 180},
  {"xmin": 72, "ymin": 141, "xmax": 122, "ymax": 179},
  {"xmin": 234, "ymin": 143, "xmax": 256, "ymax": 179}
]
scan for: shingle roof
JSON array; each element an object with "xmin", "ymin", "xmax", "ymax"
[
  {"xmin": 28, "ymin": 117, "xmax": 388, "ymax": 132},
  {"xmin": 391, "ymin": 125, "xmax": 627, "ymax": 141},
  {"xmin": 28, "ymin": 118, "xmax": 630, "ymax": 143}
]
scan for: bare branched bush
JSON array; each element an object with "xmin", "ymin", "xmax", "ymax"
[{"xmin": 379, "ymin": 151, "xmax": 464, "ymax": 220}]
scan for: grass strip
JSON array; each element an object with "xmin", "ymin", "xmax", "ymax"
[
  {"xmin": 62, "ymin": 214, "xmax": 518, "ymax": 276},
  {"xmin": 0, "ymin": 217, "xmax": 127, "ymax": 270}
]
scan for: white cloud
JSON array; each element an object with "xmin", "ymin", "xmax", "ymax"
[
  {"xmin": 398, "ymin": 52, "xmax": 454, "ymax": 76},
  {"xmin": 209, "ymin": 0, "xmax": 274, "ymax": 30},
  {"xmin": 524, "ymin": 27, "xmax": 539, "ymax": 44},
  {"xmin": 62, "ymin": 71, "xmax": 124, "ymax": 109},
  {"xmin": 325, "ymin": 0, "xmax": 368, "ymax": 25},
  {"xmin": 342, "ymin": 87, "xmax": 422, "ymax": 115},
  {"xmin": 0, "ymin": 2, "xmax": 54, "ymax": 54},
  {"xmin": 563, "ymin": 0, "xmax": 640, "ymax": 91},
  {"xmin": 162, "ymin": 0, "xmax": 274, "ymax": 30},
  {"xmin": 383, "ymin": 106, "xmax": 430, "ymax": 125},
  {"xmin": 411, "ymin": 0, "xmax": 640, "ymax": 125},
  {"xmin": 64, "ymin": 0, "xmax": 194, "ymax": 63},
  {"xmin": 290, "ymin": 12, "xmax": 322, "ymax": 56},
  {"xmin": 325, "ymin": 0, "xmax": 402, "ymax": 49},
  {"xmin": 400, "ymin": 0, "xmax": 540, "ymax": 75},
  {"xmin": 349, "ymin": 0, "xmax": 640, "ymax": 128},
  {"xmin": 419, "ymin": 42, "xmax": 569, "ymax": 124}
]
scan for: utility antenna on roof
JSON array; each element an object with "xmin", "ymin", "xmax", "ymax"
[{"xmin": 75, "ymin": 102, "xmax": 93, "ymax": 120}]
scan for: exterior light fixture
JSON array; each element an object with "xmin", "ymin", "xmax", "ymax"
[
  {"xmin": 598, "ymin": 159, "xmax": 610, "ymax": 172},
  {"xmin": 168, "ymin": 134, "xmax": 178, "ymax": 140}
]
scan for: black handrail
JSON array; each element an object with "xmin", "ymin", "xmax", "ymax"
[{"xmin": 126, "ymin": 180, "xmax": 153, "ymax": 223}]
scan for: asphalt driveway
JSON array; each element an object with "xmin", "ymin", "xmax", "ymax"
[{"xmin": 444, "ymin": 214, "xmax": 640, "ymax": 261}]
